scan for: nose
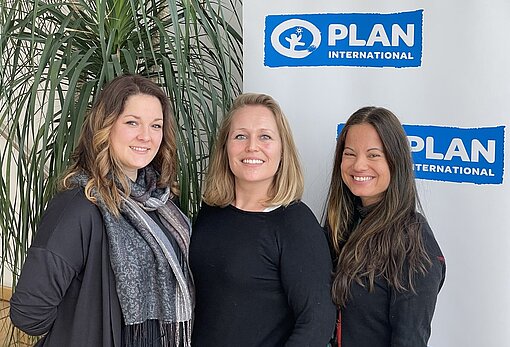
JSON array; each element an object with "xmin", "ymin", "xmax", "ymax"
[
  {"xmin": 352, "ymin": 155, "xmax": 368, "ymax": 171},
  {"xmin": 246, "ymin": 137, "xmax": 259, "ymax": 152},
  {"xmin": 137, "ymin": 126, "xmax": 151, "ymax": 142}
]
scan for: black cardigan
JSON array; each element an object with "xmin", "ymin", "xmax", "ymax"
[{"xmin": 10, "ymin": 188, "xmax": 122, "ymax": 346}]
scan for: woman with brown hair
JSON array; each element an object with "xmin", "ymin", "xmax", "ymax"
[
  {"xmin": 10, "ymin": 74, "xmax": 193, "ymax": 347},
  {"xmin": 325, "ymin": 106, "xmax": 446, "ymax": 347},
  {"xmin": 190, "ymin": 93, "xmax": 336, "ymax": 346}
]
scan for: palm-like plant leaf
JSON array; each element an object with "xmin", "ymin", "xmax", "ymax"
[{"xmin": 0, "ymin": 0, "xmax": 242, "ymax": 343}]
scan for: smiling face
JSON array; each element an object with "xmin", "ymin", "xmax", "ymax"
[
  {"xmin": 341, "ymin": 123, "xmax": 391, "ymax": 206},
  {"xmin": 226, "ymin": 105, "xmax": 282, "ymax": 195},
  {"xmin": 109, "ymin": 93, "xmax": 164, "ymax": 181}
]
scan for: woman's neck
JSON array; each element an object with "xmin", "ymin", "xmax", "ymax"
[{"xmin": 233, "ymin": 183, "xmax": 271, "ymax": 212}]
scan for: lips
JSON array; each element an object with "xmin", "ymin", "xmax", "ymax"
[
  {"xmin": 130, "ymin": 146, "xmax": 150, "ymax": 153},
  {"xmin": 242, "ymin": 158, "xmax": 264, "ymax": 164},
  {"xmin": 353, "ymin": 176, "xmax": 374, "ymax": 182}
]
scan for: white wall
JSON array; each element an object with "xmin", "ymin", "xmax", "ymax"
[{"xmin": 244, "ymin": 1, "xmax": 510, "ymax": 346}]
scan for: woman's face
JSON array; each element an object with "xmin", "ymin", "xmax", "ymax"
[
  {"xmin": 340, "ymin": 123, "xmax": 391, "ymax": 206},
  {"xmin": 226, "ymin": 105, "xmax": 282, "ymax": 194},
  {"xmin": 109, "ymin": 94, "xmax": 164, "ymax": 181}
]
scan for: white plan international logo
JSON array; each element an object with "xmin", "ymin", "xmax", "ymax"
[
  {"xmin": 264, "ymin": 10, "xmax": 423, "ymax": 68},
  {"xmin": 270, "ymin": 19, "xmax": 321, "ymax": 59}
]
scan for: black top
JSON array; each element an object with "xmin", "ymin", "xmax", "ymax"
[
  {"xmin": 10, "ymin": 188, "xmax": 122, "ymax": 347},
  {"xmin": 339, "ymin": 211, "xmax": 446, "ymax": 347},
  {"xmin": 190, "ymin": 202, "xmax": 336, "ymax": 347},
  {"xmin": 9, "ymin": 187, "xmax": 182, "ymax": 347}
]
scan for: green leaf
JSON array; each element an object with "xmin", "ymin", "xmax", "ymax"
[{"xmin": 0, "ymin": 1, "xmax": 242, "ymax": 343}]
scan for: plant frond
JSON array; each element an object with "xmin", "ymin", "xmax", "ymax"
[{"xmin": 0, "ymin": 4, "xmax": 242, "ymax": 344}]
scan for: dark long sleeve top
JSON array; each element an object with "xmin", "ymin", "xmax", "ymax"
[
  {"xmin": 339, "ymin": 212, "xmax": 446, "ymax": 347},
  {"xmin": 10, "ymin": 187, "xmax": 184, "ymax": 347},
  {"xmin": 189, "ymin": 202, "xmax": 336, "ymax": 347},
  {"xmin": 9, "ymin": 188, "xmax": 123, "ymax": 347}
]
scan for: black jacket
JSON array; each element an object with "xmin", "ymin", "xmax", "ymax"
[{"xmin": 10, "ymin": 188, "xmax": 122, "ymax": 346}]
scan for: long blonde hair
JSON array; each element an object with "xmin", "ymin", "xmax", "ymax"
[
  {"xmin": 203, "ymin": 93, "xmax": 303, "ymax": 207},
  {"xmin": 61, "ymin": 74, "xmax": 178, "ymax": 216}
]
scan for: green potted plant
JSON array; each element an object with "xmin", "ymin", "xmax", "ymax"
[{"xmin": 0, "ymin": 0, "xmax": 242, "ymax": 345}]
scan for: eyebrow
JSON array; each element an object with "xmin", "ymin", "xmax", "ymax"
[
  {"xmin": 344, "ymin": 146, "xmax": 384, "ymax": 151},
  {"xmin": 232, "ymin": 127, "xmax": 276, "ymax": 132},
  {"xmin": 123, "ymin": 114, "xmax": 163, "ymax": 122}
]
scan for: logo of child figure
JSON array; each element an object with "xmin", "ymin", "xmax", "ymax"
[{"xmin": 270, "ymin": 19, "xmax": 321, "ymax": 59}]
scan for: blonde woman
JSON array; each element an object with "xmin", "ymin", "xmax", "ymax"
[{"xmin": 190, "ymin": 93, "xmax": 336, "ymax": 346}]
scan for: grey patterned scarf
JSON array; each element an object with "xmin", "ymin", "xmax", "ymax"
[{"xmin": 74, "ymin": 167, "xmax": 193, "ymax": 347}]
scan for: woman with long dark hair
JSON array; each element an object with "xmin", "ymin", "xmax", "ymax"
[{"xmin": 325, "ymin": 106, "xmax": 446, "ymax": 347}]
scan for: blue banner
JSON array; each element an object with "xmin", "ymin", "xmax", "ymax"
[
  {"xmin": 264, "ymin": 10, "xmax": 423, "ymax": 68},
  {"xmin": 336, "ymin": 123, "xmax": 505, "ymax": 185}
]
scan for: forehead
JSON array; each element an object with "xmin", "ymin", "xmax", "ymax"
[
  {"xmin": 124, "ymin": 93, "xmax": 160, "ymax": 105},
  {"xmin": 120, "ymin": 94, "xmax": 163, "ymax": 116},
  {"xmin": 230, "ymin": 105, "xmax": 277, "ymax": 129},
  {"xmin": 345, "ymin": 123, "xmax": 383, "ymax": 147}
]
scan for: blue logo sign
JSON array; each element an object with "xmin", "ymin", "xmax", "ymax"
[
  {"xmin": 404, "ymin": 125, "xmax": 504, "ymax": 185},
  {"xmin": 265, "ymin": 10, "xmax": 423, "ymax": 68},
  {"xmin": 336, "ymin": 124, "xmax": 505, "ymax": 185}
]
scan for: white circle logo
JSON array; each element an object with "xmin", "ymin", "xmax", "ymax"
[{"xmin": 270, "ymin": 19, "xmax": 321, "ymax": 59}]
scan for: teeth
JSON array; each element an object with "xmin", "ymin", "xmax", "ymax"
[
  {"xmin": 243, "ymin": 159, "xmax": 263, "ymax": 164},
  {"xmin": 353, "ymin": 176, "xmax": 372, "ymax": 182},
  {"xmin": 131, "ymin": 146, "xmax": 149, "ymax": 152}
]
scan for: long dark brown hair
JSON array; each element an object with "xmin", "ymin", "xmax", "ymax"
[
  {"xmin": 62, "ymin": 74, "xmax": 178, "ymax": 216},
  {"xmin": 325, "ymin": 106, "xmax": 431, "ymax": 307}
]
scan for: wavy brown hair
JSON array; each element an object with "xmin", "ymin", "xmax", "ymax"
[
  {"xmin": 202, "ymin": 93, "xmax": 303, "ymax": 207},
  {"xmin": 325, "ymin": 106, "xmax": 431, "ymax": 307},
  {"xmin": 61, "ymin": 74, "xmax": 178, "ymax": 216}
]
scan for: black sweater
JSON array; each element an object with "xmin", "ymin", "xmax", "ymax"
[
  {"xmin": 338, "ymin": 212, "xmax": 446, "ymax": 347},
  {"xmin": 190, "ymin": 202, "xmax": 336, "ymax": 347}
]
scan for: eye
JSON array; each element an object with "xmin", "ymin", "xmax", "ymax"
[
  {"xmin": 126, "ymin": 120, "xmax": 138, "ymax": 126},
  {"xmin": 152, "ymin": 123, "xmax": 163, "ymax": 129},
  {"xmin": 368, "ymin": 152, "xmax": 382, "ymax": 158},
  {"xmin": 260, "ymin": 134, "xmax": 272, "ymax": 140},
  {"xmin": 234, "ymin": 134, "xmax": 247, "ymax": 140},
  {"xmin": 342, "ymin": 150, "xmax": 355, "ymax": 157}
]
